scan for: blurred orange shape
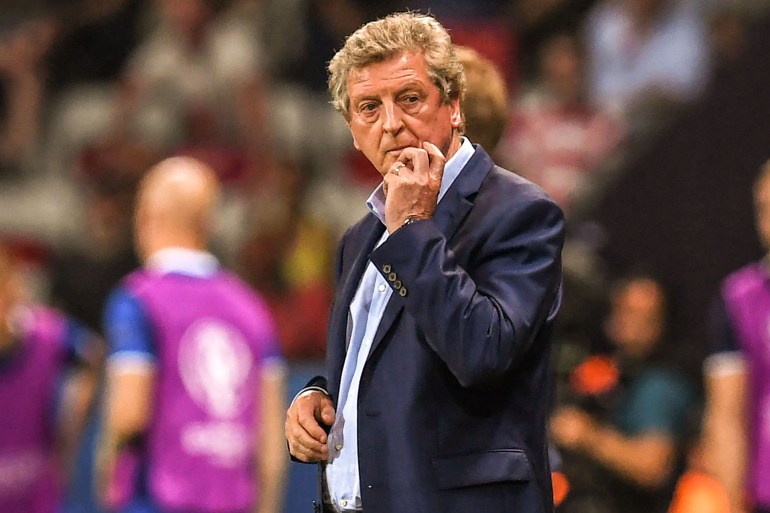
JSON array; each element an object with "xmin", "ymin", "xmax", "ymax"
[
  {"xmin": 552, "ymin": 470, "xmax": 570, "ymax": 506},
  {"xmin": 569, "ymin": 355, "xmax": 620, "ymax": 395}
]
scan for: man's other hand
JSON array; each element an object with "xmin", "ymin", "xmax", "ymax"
[{"xmin": 285, "ymin": 390, "xmax": 335, "ymax": 462}]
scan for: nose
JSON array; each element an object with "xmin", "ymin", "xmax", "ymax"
[{"xmin": 382, "ymin": 101, "xmax": 403, "ymax": 135}]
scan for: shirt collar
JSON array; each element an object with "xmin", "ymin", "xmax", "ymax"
[
  {"xmin": 145, "ymin": 247, "xmax": 219, "ymax": 277},
  {"xmin": 367, "ymin": 137, "xmax": 475, "ymax": 225}
]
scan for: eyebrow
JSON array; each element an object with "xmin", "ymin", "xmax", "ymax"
[{"xmin": 350, "ymin": 81, "xmax": 427, "ymax": 105}]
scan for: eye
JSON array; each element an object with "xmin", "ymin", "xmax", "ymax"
[
  {"xmin": 400, "ymin": 94, "xmax": 421, "ymax": 111},
  {"xmin": 359, "ymin": 102, "xmax": 378, "ymax": 114}
]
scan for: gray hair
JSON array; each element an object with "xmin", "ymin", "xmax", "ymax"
[{"xmin": 328, "ymin": 12, "xmax": 466, "ymax": 121}]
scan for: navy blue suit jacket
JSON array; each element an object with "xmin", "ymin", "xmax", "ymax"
[{"xmin": 317, "ymin": 146, "xmax": 565, "ymax": 513}]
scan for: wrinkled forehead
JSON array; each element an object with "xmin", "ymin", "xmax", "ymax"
[{"xmin": 347, "ymin": 52, "xmax": 432, "ymax": 92}]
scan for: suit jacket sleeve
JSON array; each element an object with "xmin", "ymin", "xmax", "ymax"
[{"xmin": 368, "ymin": 192, "xmax": 564, "ymax": 389}]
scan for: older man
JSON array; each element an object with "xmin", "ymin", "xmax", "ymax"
[{"xmin": 285, "ymin": 12, "xmax": 565, "ymax": 513}]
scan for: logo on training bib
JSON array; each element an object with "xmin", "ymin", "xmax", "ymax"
[{"xmin": 179, "ymin": 319, "xmax": 253, "ymax": 419}]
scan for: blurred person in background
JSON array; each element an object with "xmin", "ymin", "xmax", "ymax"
[
  {"xmin": 454, "ymin": 45, "xmax": 508, "ymax": 155},
  {"xmin": 584, "ymin": 0, "xmax": 711, "ymax": 138},
  {"xmin": 498, "ymin": 31, "xmax": 624, "ymax": 215},
  {"xmin": 703, "ymin": 160, "xmax": 770, "ymax": 513},
  {"xmin": 550, "ymin": 273, "xmax": 697, "ymax": 513},
  {"xmin": 0, "ymin": 241, "xmax": 102, "ymax": 513},
  {"xmin": 95, "ymin": 157, "xmax": 287, "ymax": 513}
]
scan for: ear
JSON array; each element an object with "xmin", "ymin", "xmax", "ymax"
[{"xmin": 449, "ymin": 98, "xmax": 462, "ymax": 128}]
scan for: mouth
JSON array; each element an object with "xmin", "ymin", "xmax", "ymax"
[{"xmin": 385, "ymin": 140, "xmax": 419, "ymax": 154}]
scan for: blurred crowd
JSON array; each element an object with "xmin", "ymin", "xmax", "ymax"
[{"xmin": 1, "ymin": 0, "xmax": 769, "ymax": 512}]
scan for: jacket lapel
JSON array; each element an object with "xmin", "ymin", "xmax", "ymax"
[{"xmin": 327, "ymin": 213, "xmax": 385, "ymax": 399}]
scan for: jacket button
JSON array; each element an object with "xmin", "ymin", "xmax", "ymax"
[
  {"xmin": 394, "ymin": 280, "xmax": 402, "ymax": 289},
  {"xmin": 399, "ymin": 287, "xmax": 408, "ymax": 297},
  {"xmin": 388, "ymin": 272, "xmax": 397, "ymax": 282},
  {"xmin": 382, "ymin": 264, "xmax": 391, "ymax": 273}
]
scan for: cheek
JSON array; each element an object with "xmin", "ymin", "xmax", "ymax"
[
  {"xmin": 350, "ymin": 122, "xmax": 371, "ymax": 146},
  {"xmin": 356, "ymin": 126, "xmax": 385, "ymax": 155}
]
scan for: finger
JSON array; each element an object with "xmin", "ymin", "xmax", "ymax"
[
  {"xmin": 291, "ymin": 430, "xmax": 329, "ymax": 461},
  {"xmin": 389, "ymin": 161, "xmax": 407, "ymax": 174},
  {"xmin": 288, "ymin": 433, "xmax": 328, "ymax": 462},
  {"xmin": 286, "ymin": 414, "xmax": 329, "ymax": 462},
  {"xmin": 422, "ymin": 141, "xmax": 446, "ymax": 181},
  {"xmin": 294, "ymin": 444, "xmax": 328, "ymax": 463},
  {"xmin": 298, "ymin": 409, "xmax": 331, "ymax": 445},
  {"xmin": 397, "ymin": 147, "xmax": 430, "ymax": 177}
]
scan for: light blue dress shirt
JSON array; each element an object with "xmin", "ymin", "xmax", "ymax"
[{"xmin": 324, "ymin": 139, "xmax": 475, "ymax": 512}]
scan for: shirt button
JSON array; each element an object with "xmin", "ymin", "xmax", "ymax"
[
  {"xmin": 378, "ymin": 283, "xmax": 386, "ymax": 292},
  {"xmin": 335, "ymin": 443, "xmax": 343, "ymax": 450},
  {"xmin": 341, "ymin": 500, "xmax": 348, "ymax": 507}
]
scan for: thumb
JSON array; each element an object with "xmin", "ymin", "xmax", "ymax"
[{"xmin": 422, "ymin": 141, "xmax": 446, "ymax": 182}]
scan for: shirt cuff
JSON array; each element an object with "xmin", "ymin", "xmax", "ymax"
[
  {"xmin": 290, "ymin": 386, "xmax": 330, "ymax": 407},
  {"xmin": 106, "ymin": 351, "xmax": 156, "ymax": 371},
  {"xmin": 703, "ymin": 351, "xmax": 746, "ymax": 377}
]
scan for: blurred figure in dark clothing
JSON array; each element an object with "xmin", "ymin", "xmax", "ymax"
[{"xmin": 551, "ymin": 274, "xmax": 698, "ymax": 513}]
